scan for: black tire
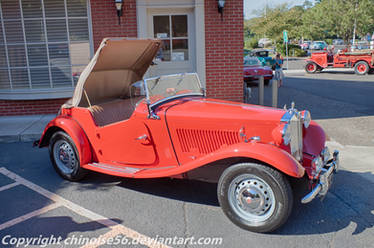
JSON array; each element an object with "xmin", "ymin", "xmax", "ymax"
[
  {"xmin": 217, "ymin": 163, "xmax": 293, "ymax": 233},
  {"xmin": 49, "ymin": 131, "xmax": 86, "ymax": 181},
  {"xmin": 354, "ymin": 61, "xmax": 369, "ymax": 75},
  {"xmin": 305, "ymin": 62, "xmax": 317, "ymax": 73}
]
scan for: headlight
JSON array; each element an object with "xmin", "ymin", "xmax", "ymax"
[
  {"xmin": 301, "ymin": 110, "xmax": 311, "ymax": 128},
  {"xmin": 311, "ymin": 156, "xmax": 323, "ymax": 178},
  {"xmin": 281, "ymin": 123, "xmax": 291, "ymax": 145},
  {"xmin": 321, "ymin": 147, "xmax": 330, "ymax": 162}
]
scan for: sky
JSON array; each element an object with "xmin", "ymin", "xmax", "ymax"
[{"xmin": 244, "ymin": 0, "xmax": 307, "ymax": 19}]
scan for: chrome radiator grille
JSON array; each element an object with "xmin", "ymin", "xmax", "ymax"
[{"xmin": 289, "ymin": 113, "xmax": 303, "ymax": 161}]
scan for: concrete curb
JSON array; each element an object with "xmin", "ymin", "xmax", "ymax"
[{"xmin": 0, "ymin": 114, "xmax": 55, "ymax": 143}]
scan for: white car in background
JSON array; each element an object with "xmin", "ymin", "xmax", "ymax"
[{"xmin": 258, "ymin": 38, "xmax": 272, "ymax": 48}]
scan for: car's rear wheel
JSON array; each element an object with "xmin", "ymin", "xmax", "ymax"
[
  {"xmin": 49, "ymin": 131, "xmax": 86, "ymax": 181},
  {"xmin": 355, "ymin": 61, "xmax": 369, "ymax": 75},
  {"xmin": 305, "ymin": 62, "xmax": 317, "ymax": 73},
  {"xmin": 217, "ymin": 163, "xmax": 293, "ymax": 233}
]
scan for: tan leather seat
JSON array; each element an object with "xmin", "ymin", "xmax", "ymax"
[{"xmin": 89, "ymin": 97, "xmax": 144, "ymax": 126}]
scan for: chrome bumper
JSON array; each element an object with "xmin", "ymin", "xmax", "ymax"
[{"xmin": 301, "ymin": 150, "xmax": 339, "ymax": 204}]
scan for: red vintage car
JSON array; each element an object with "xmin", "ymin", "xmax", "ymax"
[
  {"xmin": 244, "ymin": 56, "xmax": 273, "ymax": 85},
  {"xmin": 37, "ymin": 38, "xmax": 339, "ymax": 233},
  {"xmin": 305, "ymin": 49, "xmax": 374, "ymax": 75}
]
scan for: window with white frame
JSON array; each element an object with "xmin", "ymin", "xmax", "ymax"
[
  {"xmin": 0, "ymin": 0, "xmax": 91, "ymax": 96},
  {"xmin": 153, "ymin": 15, "xmax": 188, "ymax": 62}
]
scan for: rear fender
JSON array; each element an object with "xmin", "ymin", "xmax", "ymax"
[{"xmin": 39, "ymin": 116, "xmax": 92, "ymax": 165}]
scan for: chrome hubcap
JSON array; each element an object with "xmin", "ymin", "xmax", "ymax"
[
  {"xmin": 229, "ymin": 174, "xmax": 275, "ymax": 222},
  {"xmin": 53, "ymin": 140, "xmax": 77, "ymax": 174}
]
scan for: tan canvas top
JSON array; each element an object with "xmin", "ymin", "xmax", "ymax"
[{"xmin": 64, "ymin": 38, "xmax": 161, "ymax": 108}]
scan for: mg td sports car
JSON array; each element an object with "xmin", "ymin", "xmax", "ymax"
[{"xmin": 36, "ymin": 38, "xmax": 339, "ymax": 233}]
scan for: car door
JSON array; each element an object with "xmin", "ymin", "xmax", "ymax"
[{"xmin": 97, "ymin": 119, "xmax": 157, "ymax": 166}]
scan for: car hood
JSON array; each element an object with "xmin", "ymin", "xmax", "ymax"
[
  {"xmin": 65, "ymin": 38, "xmax": 161, "ymax": 108},
  {"xmin": 165, "ymin": 98, "xmax": 285, "ymax": 143}
]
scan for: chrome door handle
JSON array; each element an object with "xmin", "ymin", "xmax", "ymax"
[{"xmin": 135, "ymin": 134, "xmax": 148, "ymax": 141}]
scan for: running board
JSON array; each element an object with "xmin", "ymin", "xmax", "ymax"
[{"xmin": 86, "ymin": 162, "xmax": 141, "ymax": 176}]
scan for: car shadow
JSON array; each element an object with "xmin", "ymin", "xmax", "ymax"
[
  {"xmin": 79, "ymin": 169, "xmax": 374, "ymax": 236},
  {"xmin": 275, "ymin": 170, "xmax": 374, "ymax": 235}
]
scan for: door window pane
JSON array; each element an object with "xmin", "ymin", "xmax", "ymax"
[
  {"xmin": 153, "ymin": 16, "xmax": 169, "ymax": 38},
  {"xmin": 155, "ymin": 40, "xmax": 170, "ymax": 62},
  {"xmin": 172, "ymin": 15, "xmax": 188, "ymax": 37},
  {"xmin": 172, "ymin": 39, "xmax": 188, "ymax": 61},
  {"xmin": 153, "ymin": 14, "xmax": 189, "ymax": 62}
]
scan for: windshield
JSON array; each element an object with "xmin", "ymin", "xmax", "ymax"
[
  {"xmin": 244, "ymin": 57, "xmax": 261, "ymax": 66},
  {"xmin": 143, "ymin": 73, "xmax": 203, "ymax": 105}
]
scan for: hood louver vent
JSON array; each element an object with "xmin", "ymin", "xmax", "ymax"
[{"xmin": 176, "ymin": 129, "xmax": 240, "ymax": 154}]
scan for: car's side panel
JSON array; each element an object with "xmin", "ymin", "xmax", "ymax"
[{"xmin": 39, "ymin": 115, "xmax": 92, "ymax": 166}]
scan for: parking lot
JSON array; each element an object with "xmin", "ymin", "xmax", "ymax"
[{"xmin": 0, "ymin": 71, "xmax": 374, "ymax": 248}]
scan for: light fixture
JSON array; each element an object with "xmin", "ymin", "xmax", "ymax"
[
  {"xmin": 217, "ymin": 0, "xmax": 225, "ymax": 19},
  {"xmin": 115, "ymin": 0, "xmax": 124, "ymax": 25}
]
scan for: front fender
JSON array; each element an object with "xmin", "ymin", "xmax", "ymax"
[
  {"xmin": 203, "ymin": 142, "xmax": 305, "ymax": 178},
  {"xmin": 39, "ymin": 116, "xmax": 92, "ymax": 165}
]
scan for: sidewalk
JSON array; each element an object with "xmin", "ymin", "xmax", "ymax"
[{"xmin": 0, "ymin": 114, "xmax": 55, "ymax": 143}]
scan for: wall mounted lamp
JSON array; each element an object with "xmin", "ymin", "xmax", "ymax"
[
  {"xmin": 115, "ymin": 0, "xmax": 124, "ymax": 25},
  {"xmin": 217, "ymin": 0, "xmax": 225, "ymax": 19}
]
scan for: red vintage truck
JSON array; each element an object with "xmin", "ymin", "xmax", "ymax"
[{"xmin": 305, "ymin": 49, "xmax": 374, "ymax": 75}]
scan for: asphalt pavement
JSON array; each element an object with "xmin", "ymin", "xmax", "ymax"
[{"xmin": 0, "ymin": 70, "xmax": 373, "ymax": 248}]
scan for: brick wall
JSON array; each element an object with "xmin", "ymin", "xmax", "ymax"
[
  {"xmin": 204, "ymin": 0, "xmax": 243, "ymax": 102},
  {"xmin": 0, "ymin": 0, "xmax": 137, "ymax": 116},
  {"xmin": 0, "ymin": 99, "xmax": 68, "ymax": 116},
  {"xmin": 90, "ymin": 0, "xmax": 137, "ymax": 51}
]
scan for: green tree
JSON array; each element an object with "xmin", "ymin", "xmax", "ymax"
[
  {"xmin": 302, "ymin": 0, "xmax": 374, "ymax": 42},
  {"xmin": 247, "ymin": 4, "xmax": 305, "ymax": 43}
]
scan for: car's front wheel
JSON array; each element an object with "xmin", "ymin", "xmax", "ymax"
[
  {"xmin": 217, "ymin": 163, "xmax": 293, "ymax": 233},
  {"xmin": 49, "ymin": 131, "xmax": 86, "ymax": 181},
  {"xmin": 305, "ymin": 62, "xmax": 317, "ymax": 73}
]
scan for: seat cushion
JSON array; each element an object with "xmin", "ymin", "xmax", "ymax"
[{"xmin": 89, "ymin": 97, "xmax": 144, "ymax": 126}]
